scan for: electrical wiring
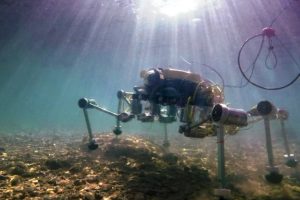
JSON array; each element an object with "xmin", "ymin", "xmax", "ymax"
[{"xmin": 180, "ymin": 57, "xmax": 225, "ymax": 92}]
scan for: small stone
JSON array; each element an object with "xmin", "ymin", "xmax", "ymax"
[
  {"xmin": 85, "ymin": 175, "xmax": 100, "ymax": 183},
  {"xmin": 45, "ymin": 159, "xmax": 61, "ymax": 170},
  {"xmin": 44, "ymin": 159, "xmax": 71, "ymax": 170},
  {"xmin": 9, "ymin": 164, "xmax": 28, "ymax": 176},
  {"xmin": 12, "ymin": 192, "xmax": 25, "ymax": 200},
  {"xmin": 73, "ymin": 179, "xmax": 85, "ymax": 186},
  {"xmin": 0, "ymin": 174, "xmax": 8, "ymax": 180},
  {"xmin": 47, "ymin": 178, "xmax": 57, "ymax": 186},
  {"xmin": 101, "ymin": 183, "xmax": 112, "ymax": 192},
  {"xmin": 94, "ymin": 191, "xmax": 103, "ymax": 199},
  {"xmin": 80, "ymin": 191, "xmax": 95, "ymax": 200},
  {"xmin": 69, "ymin": 165, "xmax": 82, "ymax": 174},
  {"xmin": 46, "ymin": 188, "xmax": 55, "ymax": 194},
  {"xmin": 10, "ymin": 175, "xmax": 21, "ymax": 186}
]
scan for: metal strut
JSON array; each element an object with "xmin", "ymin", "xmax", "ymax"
[
  {"xmin": 263, "ymin": 116, "xmax": 283, "ymax": 183},
  {"xmin": 162, "ymin": 123, "xmax": 170, "ymax": 149},
  {"xmin": 217, "ymin": 124, "xmax": 226, "ymax": 188},
  {"xmin": 113, "ymin": 94, "xmax": 123, "ymax": 136},
  {"xmin": 83, "ymin": 109, "xmax": 93, "ymax": 142},
  {"xmin": 82, "ymin": 108, "xmax": 99, "ymax": 150},
  {"xmin": 214, "ymin": 124, "xmax": 231, "ymax": 199},
  {"xmin": 78, "ymin": 98, "xmax": 119, "ymax": 150},
  {"xmin": 263, "ymin": 117, "xmax": 275, "ymax": 168},
  {"xmin": 280, "ymin": 118, "xmax": 298, "ymax": 168}
]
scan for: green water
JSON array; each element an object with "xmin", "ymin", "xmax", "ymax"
[{"xmin": 0, "ymin": 0, "xmax": 299, "ymax": 138}]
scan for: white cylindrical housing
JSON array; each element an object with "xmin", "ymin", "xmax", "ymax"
[{"xmin": 211, "ymin": 104, "xmax": 248, "ymax": 126}]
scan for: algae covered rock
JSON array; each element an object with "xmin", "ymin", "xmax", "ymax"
[
  {"xmin": 44, "ymin": 159, "xmax": 72, "ymax": 170},
  {"xmin": 8, "ymin": 163, "xmax": 29, "ymax": 177}
]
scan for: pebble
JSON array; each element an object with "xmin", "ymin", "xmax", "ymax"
[
  {"xmin": 9, "ymin": 165, "xmax": 28, "ymax": 176},
  {"xmin": 69, "ymin": 165, "xmax": 82, "ymax": 174},
  {"xmin": 24, "ymin": 187, "xmax": 38, "ymax": 197},
  {"xmin": 47, "ymin": 178, "xmax": 57, "ymax": 185},
  {"xmin": 80, "ymin": 191, "xmax": 95, "ymax": 200},
  {"xmin": 10, "ymin": 175, "xmax": 21, "ymax": 186},
  {"xmin": 85, "ymin": 175, "xmax": 100, "ymax": 183},
  {"xmin": 44, "ymin": 159, "xmax": 62, "ymax": 170},
  {"xmin": 44, "ymin": 159, "xmax": 71, "ymax": 170},
  {"xmin": 73, "ymin": 179, "xmax": 85, "ymax": 186},
  {"xmin": 13, "ymin": 192, "xmax": 25, "ymax": 199},
  {"xmin": 0, "ymin": 174, "xmax": 8, "ymax": 180},
  {"xmin": 94, "ymin": 191, "xmax": 103, "ymax": 199}
]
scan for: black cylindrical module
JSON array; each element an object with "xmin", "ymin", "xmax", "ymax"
[
  {"xmin": 257, "ymin": 101, "xmax": 274, "ymax": 116},
  {"xmin": 131, "ymin": 99, "xmax": 142, "ymax": 115},
  {"xmin": 211, "ymin": 104, "xmax": 248, "ymax": 126},
  {"xmin": 117, "ymin": 90, "xmax": 124, "ymax": 99},
  {"xmin": 151, "ymin": 103, "xmax": 161, "ymax": 115},
  {"xmin": 167, "ymin": 105, "xmax": 177, "ymax": 117},
  {"xmin": 78, "ymin": 98, "xmax": 89, "ymax": 108},
  {"xmin": 78, "ymin": 98, "xmax": 96, "ymax": 109}
]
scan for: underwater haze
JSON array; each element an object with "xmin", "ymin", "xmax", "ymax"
[
  {"xmin": 1, "ymin": 0, "xmax": 300, "ymax": 200},
  {"xmin": 0, "ymin": 0, "xmax": 299, "ymax": 136}
]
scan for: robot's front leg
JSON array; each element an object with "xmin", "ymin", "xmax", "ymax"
[
  {"xmin": 78, "ymin": 96, "xmax": 135, "ymax": 146},
  {"xmin": 78, "ymin": 98, "xmax": 119, "ymax": 150},
  {"xmin": 82, "ymin": 108, "xmax": 98, "ymax": 150},
  {"xmin": 113, "ymin": 92, "xmax": 123, "ymax": 136}
]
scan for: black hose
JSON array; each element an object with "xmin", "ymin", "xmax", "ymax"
[
  {"xmin": 225, "ymin": 34, "xmax": 265, "ymax": 88},
  {"xmin": 202, "ymin": 63, "xmax": 225, "ymax": 91},
  {"xmin": 264, "ymin": 38, "xmax": 278, "ymax": 70},
  {"xmin": 238, "ymin": 34, "xmax": 300, "ymax": 90}
]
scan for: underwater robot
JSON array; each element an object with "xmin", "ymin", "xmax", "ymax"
[
  {"xmin": 78, "ymin": 68, "xmax": 248, "ymax": 147},
  {"xmin": 78, "ymin": 68, "xmax": 297, "ymax": 198}
]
